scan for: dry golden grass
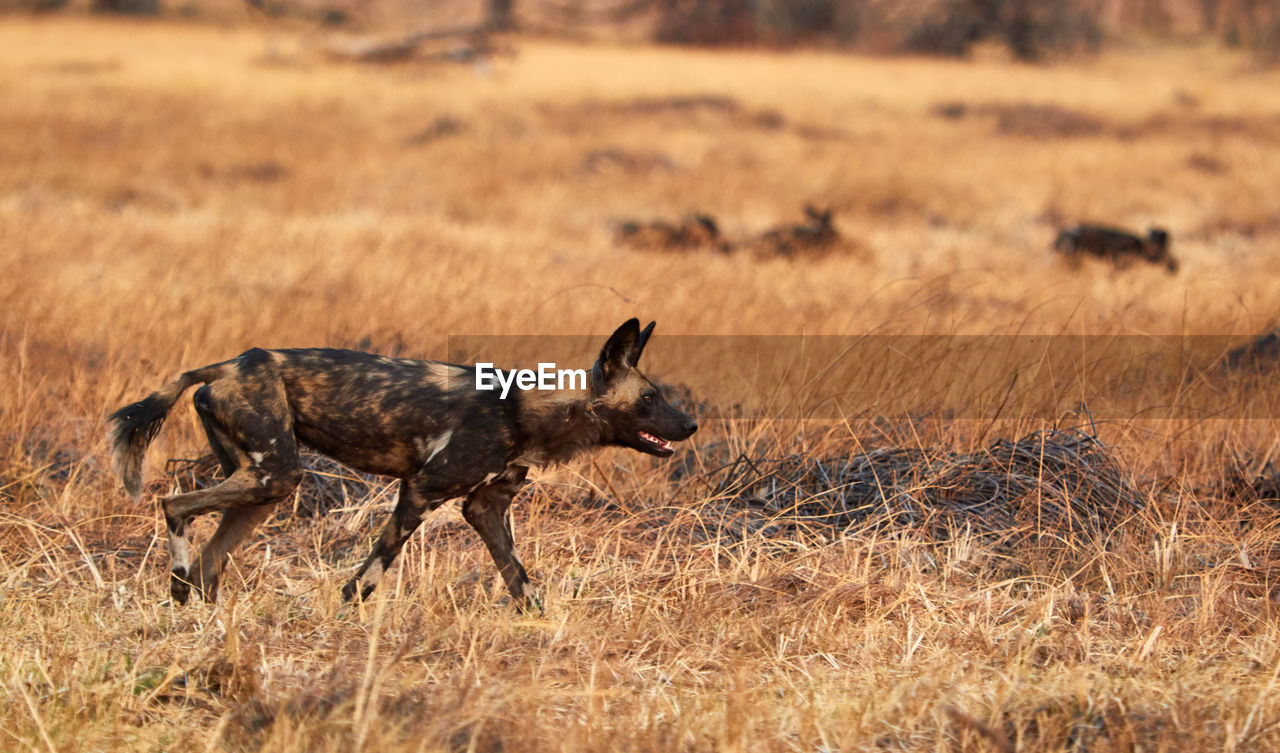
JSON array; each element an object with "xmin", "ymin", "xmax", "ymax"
[{"xmin": 6, "ymin": 17, "xmax": 1280, "ymax": 752}]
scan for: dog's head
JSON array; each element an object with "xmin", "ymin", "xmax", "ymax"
[
  {"xmin": 803, "ymin": 204, "xmax": 835, "ymax": 229},
  {"xmin": 1146, "ymin": 228, "xmax": 1177, "ymax": 273},
  {"xmin": 691, "ymin": 214, "xmax": 721, "ymax": 241},
  {"xmin": 590, "ymin": 319, "xmax": 698, "ymax": 457}
]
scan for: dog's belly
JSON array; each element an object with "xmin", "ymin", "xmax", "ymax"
[
  {"xmin": 294, "ymin": 422, "xmax": 421, "ymax": 477},
  {"xmin": 293, "ymin": 420, "xmax": 516, "ymax": 490}
]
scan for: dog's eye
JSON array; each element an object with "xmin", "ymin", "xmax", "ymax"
[{"xmin": 643, "ymin": 392, "xmax": 655, "ymax": 402}]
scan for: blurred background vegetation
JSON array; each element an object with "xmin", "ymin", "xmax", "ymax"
[{"xmin": 8, "ymin": 0, "xmax": 1280, "ymax": 62}]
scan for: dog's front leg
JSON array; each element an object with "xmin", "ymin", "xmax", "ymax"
[
  {"xmin": 343, "ymin": 478, "xmax": 449, "ymax": 602},
  {"xmin": 461, "ymin": 468, "xmax": 538, "ymax": 611}
]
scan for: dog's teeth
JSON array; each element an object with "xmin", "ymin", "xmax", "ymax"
[{"xmin": 639, "ymin": 431, "xmax": 670, "ymax": 449}]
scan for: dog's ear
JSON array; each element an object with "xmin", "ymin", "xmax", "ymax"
[
  {"xmin": 806, "ymin": 205, "xmax": 833, "ymax": 226},
  {"xmin": 593, "ymin": 318, "xmax": 642, "ymax": 389},
  {"xmin": 635, "ymin": 321, "xmax": 656, "ymax": 363}
]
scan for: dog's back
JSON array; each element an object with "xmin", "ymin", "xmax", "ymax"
[
  {"xmin": 616, "ymin": 219, "xmax": 682, "ymax": 250},
  {"xmin": 754, "ymin": 205, "xmax": 838, "ymax": 258},
  {"xmin": 1054, "ymin": 223, "xmax": 1177, "ymax": 273},
  {"xmin": 615, "ymin": 213, "xmax": 728, "ymax": 253}
]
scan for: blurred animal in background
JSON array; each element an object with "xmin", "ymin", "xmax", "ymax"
[
  {"xmin": 1053, "ymin": 223, "xmax": 1177, "ymax": 273},
  {"xmin": 614, "ymin": 213, "xmax": 731, "ymax": 253},
  {"xmin": 1219, "ymin": 327, "xmax": 1280, "ymax": 374},
  {"xmin": 613, "ymin": 205, "xmax": 857, "ymax": 261},
  {"xmin": 750, "ymin": 204, "xmax": 839, "ymax": 258}
]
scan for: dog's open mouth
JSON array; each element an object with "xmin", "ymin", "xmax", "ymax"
[{"xmin": 638, "ymin": 431, "xmax": 675, "ymax": 454}]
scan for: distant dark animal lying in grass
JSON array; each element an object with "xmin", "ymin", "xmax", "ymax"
[
  {"xmin": 1220, "ymin": 328, "xmax": 1280, "ymax": 374},
  {"xmin": 107, "ymin": 319, "xmax": 697, "ymax": 610},
  {"xmin": 1053, "ymin": 224, "xmax": 1177, "ymax": 273},
  {"xmin": 750, "ymin": 205, "xmax": 838, "ymax": 258},
  {"xmin": 614, "ymin": 213, "xmax": 730, "ymax": 253}
]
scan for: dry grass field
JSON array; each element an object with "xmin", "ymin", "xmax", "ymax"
[{"xmin": 7, "ymin": 16, "xmax": 1280, "ymax": 752}]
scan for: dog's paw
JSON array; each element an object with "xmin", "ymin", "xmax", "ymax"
[
  {"xmin": 518, "ymin": 591, "xmax": 545, "ymax": 617},
  {"xmin": 339, "ymin": 578, "xmax": 369, "ymax": 604},
  {"xmin": 169, "ymin": 569, "xmax": 191, "ymax": 605}
]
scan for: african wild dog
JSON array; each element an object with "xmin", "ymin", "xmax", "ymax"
[
  {"xmin": 614, "ymin": 213, "xmax": 731, "ymax": 253},
  {"xmin": 107, "ymin": 319, "xmax": 697, "ymax": 609},
  {"xmin": 752, "ymin": 204, "xmax": 838, "ymax": 258},
  {"xmin": 1053, "ymin": 224, "xmax": 1177, "ymax": 273}
]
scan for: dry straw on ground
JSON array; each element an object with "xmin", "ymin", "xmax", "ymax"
[{"xmin": 687, "ymin": 428, "xmax": 1145, "ymax": 548}]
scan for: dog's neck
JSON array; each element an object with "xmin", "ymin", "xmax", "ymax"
[{"xmin": 512, "ymin": 388, "xmax": 606, "ymax": 466}]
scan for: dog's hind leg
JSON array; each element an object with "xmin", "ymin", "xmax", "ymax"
[
  {"xmin": 188, "ymin": 388, "xmax": 288, "ymax": 601},
  {"xmin": 195, "ymin": 505, "xmax": 279, "ymax": 601},
  {"xmin": 460, "ymin": 468, "xmax": 536, "ymax": 610},
  {"xmin": 164, "ymin": 381, "xmax": 302, "ymax": 604},
  {"xmin": 342, "ymin": 478, "xmax": 451, "ymax": 602},
  {"xmin": 195, "ymin": 385, "xmax": 239, "ymax": 478},
  {"xmin": 164, "ymin": 474, "xmax": 290, "ymax": 604},
  {"xmin": 165, "ymin": 467, "xmax": 301, "ymax": 602}
]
